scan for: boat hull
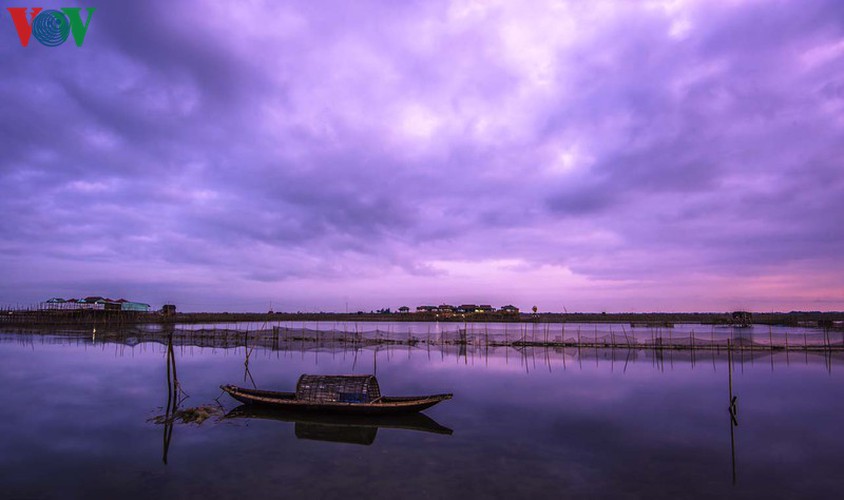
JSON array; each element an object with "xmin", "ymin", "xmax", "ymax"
[{"xmin": 221, "ymin": 385, "xmax": 452, "ymax": 415}]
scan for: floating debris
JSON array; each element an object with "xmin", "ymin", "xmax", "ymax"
[{"xmin": 151, "ymin": 404, "xmax": 224, "ymax": 425}]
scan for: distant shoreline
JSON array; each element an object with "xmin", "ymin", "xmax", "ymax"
[{"xmin": 1, "ymin": 310, "xmax": 843, "ymax": 328}]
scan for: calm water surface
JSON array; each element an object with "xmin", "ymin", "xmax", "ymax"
[{"xmin": 1, "ymin": 331, "xmax": 843, "ymax": 499}]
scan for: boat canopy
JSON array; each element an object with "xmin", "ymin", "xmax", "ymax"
[{"xmin": 296, "ymin": 374, "xmax": 382, "ymax": 404}]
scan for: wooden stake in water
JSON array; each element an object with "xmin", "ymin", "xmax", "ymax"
[
  {"xmin": 728, "ymin": 339, "xmax": 738, "ymax": 485},
  {"xmin": 769, "ymin": 325, "xmax": 773, "ymax": 351}
]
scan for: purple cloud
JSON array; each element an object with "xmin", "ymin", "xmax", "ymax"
[{"xmin": 1, "ymin": 0, "xmax": 842, "ymax": 312}]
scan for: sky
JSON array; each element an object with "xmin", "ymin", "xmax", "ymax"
[{"xmin": 1, "ymin": 0, "xmax": 843, "ymax": 313}]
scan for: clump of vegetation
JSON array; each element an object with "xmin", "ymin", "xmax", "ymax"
[{"xmin": 151, "ymin": 404, "xmax": 223, "ymax": 425}]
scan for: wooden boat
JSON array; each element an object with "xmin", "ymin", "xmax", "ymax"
[{"xmin": 221, "ymin": 374, "xmax": 452, "ymax": 415}]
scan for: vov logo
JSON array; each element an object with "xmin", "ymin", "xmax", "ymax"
[{"xmin": 7, "ymin": 7, "xmax": 95, "ymax": 47}]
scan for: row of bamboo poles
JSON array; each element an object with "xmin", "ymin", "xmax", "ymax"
[
  {"xmin": 4, "ymin": 321, "xmax": 844, "ymax": 351},
  {"xmin": 150, "ymin": 322, "xmax": 844, "ymax": 351}
]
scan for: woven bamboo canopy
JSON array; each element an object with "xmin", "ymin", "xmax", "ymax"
[{"xmin": 296, "ymin": 374, "xmax": 382, "ymax": 403}]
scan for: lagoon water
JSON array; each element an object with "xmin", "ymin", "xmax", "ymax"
[{"xmin": 1, "ymin": 329, "xmax": 843, "ymax": 499}]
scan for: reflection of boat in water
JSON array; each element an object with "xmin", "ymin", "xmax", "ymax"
[
  {"xmin": 221, "ymin": 374, "xmax": 452, "ymax": 415},
  {"xmin": 225, "ymin": 405, "xmax": 454, "ymax": 446}
]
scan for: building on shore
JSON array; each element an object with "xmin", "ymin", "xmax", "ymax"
[
  {"xmin": 41, "ymin": 297, "xmax": 150, "ymax": 313},
  {"xmin": 118, "ymin": 300, "xmax": 151, "ymax": 312},
  {"xmin": 730, "ymin": 311, "xmax": 753, "ymax": 327},
  {"xmin": 415, "ymin": 303, "xmax": 507, "ymax": 315}
]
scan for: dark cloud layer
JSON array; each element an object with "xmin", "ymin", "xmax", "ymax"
[{"xmin": 1, "ymin": 0, "xmax": 842, "ymax": 311}]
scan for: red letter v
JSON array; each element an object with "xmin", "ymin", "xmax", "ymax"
[{"xmin": 7, "ymin": 8, "xmax": 43, "ymax": 47}]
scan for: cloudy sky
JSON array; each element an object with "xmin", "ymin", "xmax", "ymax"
[{"xmin": 1, "ymin": 0, "xmax": 842, "ymax": 312}]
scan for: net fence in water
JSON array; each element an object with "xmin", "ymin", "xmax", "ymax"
[
  {"xmin": 4, "ymin": 323, "xmax": 840, "ymax": 351},
  {"xmin": 151, "ymin": 323, "xmax": 844, "ymax": 351}
]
